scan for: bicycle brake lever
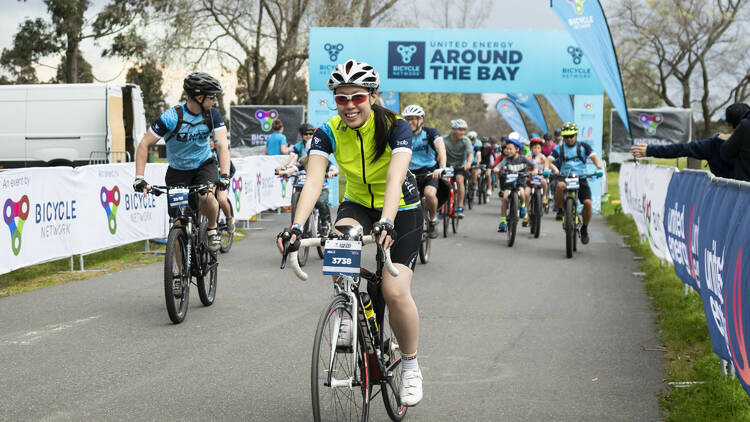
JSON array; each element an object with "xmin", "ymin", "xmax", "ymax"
[{"xmin": 280, "ymin": 240, "xmax": 290, "ymax": 269}]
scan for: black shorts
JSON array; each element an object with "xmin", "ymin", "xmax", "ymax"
[
  {"xmin": 554, "ymin": 176, "xmax": 591, "ymax": 202},
  {"xmin": 165, "ymin": 157, "xmax": 219, "ymax": 187},
  {"xmin": 451, "ymin": 166, "xmax": 466, "ymax": 178},
  {"xmin": 414, "ymin": 171, "xmax": 439, "ymax": 193},
  {"xmin": 335, "ymin": 201, "xmax": 423, "ymax": 271}
]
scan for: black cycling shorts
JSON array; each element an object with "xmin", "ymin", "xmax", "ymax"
[
  {"xmin": 554, "ymin": 176, "xmax": 591, "ymax": 202},
  {"xmin": 335, "ymin": 201, "xmax": 423, "ymax": 271},
  {"xmin": 414, "ymin": 171, "xmax": 439, "ymax": 193},
  {"xmin": 165, "ymin": 157, "xmax": 219, "ymax": 216},
  {"xmin": 451, "ymin": 166, "xmax": 467, "ymax": 178}
]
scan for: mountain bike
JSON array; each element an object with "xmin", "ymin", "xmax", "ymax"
[
  {"xmin": 557, "ymin": 172, "xmax": 599, "ymax": 258},
  {"xmin": 150, "ymin": 184, "xmax": 218, "ymax": 324},
  {"xmin": 500, "ymin": 170, "xmax": 529, "ymax": 247},
  {"xmin": 440, "ymin": 167, "xmax": 459, "ymax": 237},
  {"xmin": 281, "ymin": 226, "xmax": 407, "ymax": 422},
  {"xmin": 528, "ymin": 174, "xmax": 543, "ymax": 239}
]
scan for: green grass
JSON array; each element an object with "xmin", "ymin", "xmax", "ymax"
[
  {"xmin": 0, "ymin": 229, "xmax": 247, "ymax": 297},
  {"xmin": 604, "ymin": 170, "xmax": 750, "ymax": 421}
]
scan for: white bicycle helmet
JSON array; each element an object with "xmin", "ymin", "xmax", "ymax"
[
  {"xmin": 508, "ymin": 131, "xmax": 520, "ymax": 140},
  {"xmin": 327, "ymin": 59, "xmax": 380, "ymax": 91},
  {"xmin": 402, "ymin": 104, "xmax": 425, "ymax": 118},
  {"xmin": 450, "ymin": 119, "xmax": 468, "ymax": 130},
  {"xmin": 467, "ymin": 130, "xmax": 478, "ymax": 140}
]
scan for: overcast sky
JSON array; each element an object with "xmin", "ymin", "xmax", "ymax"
[{"xmin": 0, "ymin": 0, "xmax": 594, "ymax": 105}]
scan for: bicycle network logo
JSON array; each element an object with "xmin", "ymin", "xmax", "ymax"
[
  {"xmin": 254, "ymin": 109, "xmax": 279, "ymax": 132},
  {"xmin": 4, "ymin": 195, "xmax": 30, "ymax": 256},
  {"xmin": 639, "ymin": 113, "xmax": 664, "ymax": 135},
  {"xmin": 100, "ymin": 186, "xmax": 121, "ymax": 235},
  {"xmin": 280, "ymin": 177, "xmax": 288, "ymax": 198},
  {"xmin": 584, "ymin": 103, "xmax": 593, "ymax": 112},
  {"xmin": 232, "ymin": 177, "xmax": 242, "ymax": 212},
  {"xmin": 567, "ymin": 0, "xmax": 585, "ymax": 14},
  {"xmin": 567, "ymin": 46, "xmax": 583, "ymax": 65},
  {"xmin": 388, "ymin": 41, "xmax": 425, "ymax": 79},
  {"xmin": 324, "ymin": 43, "xmax": 343, "ymax": 62}
]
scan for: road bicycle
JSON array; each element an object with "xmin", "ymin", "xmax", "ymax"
[
  {"xmin": 439, "ymin": 167, "xmax": 459, "ymax": 237},
  {"xmin": 500, "ymin": 170, "xmax": 530, "ymax": 247},
  {"xmin": 284, "ymin": 170, "xmax": 329, "ymax": 265},
  {"xmin": 556, "ymin": 172, "xmax": 599, "ymax": 258},
  {"xmin": 150, "ymin": 184, "xmax": 218, "ymax": 324},
  {"xmin": 281, "ymin": 226, "xmax": 407, "ymax": 422},
  {"xmin": 528, "ymin": 174, "xmax": 543, "ymax": 239}
]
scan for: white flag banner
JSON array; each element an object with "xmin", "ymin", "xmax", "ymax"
[{"xmin": 619, "ymin": 163, "xmax": 675, "ymax": 263}]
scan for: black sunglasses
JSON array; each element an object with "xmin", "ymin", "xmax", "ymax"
[{"xmin": 303, "ymin": 132, "xmax": 314, "ymax": 136}]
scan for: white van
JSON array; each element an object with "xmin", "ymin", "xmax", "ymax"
[{"xmin": 0, "ymin": 83, "xmax": 147, "ymax": 168}]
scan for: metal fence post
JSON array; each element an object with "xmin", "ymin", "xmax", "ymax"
[
  {"xmin": 144, "ymin": 240, "xmax": 150, "ymax": 253},
  {"xmin": 69, "ymin": 256, "xmax": 74, "ymax": 272},
  {"xmin": 79, "ymin": 254, "xmax": 85, "ymax": 272}
]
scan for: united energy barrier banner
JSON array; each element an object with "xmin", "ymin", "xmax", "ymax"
[
  {"xmin": 309, "ymin": 28, "xmax": 602, "ymax": 94},
  {"xmin": 1, "ymin": 156, "xmax": 291, "ymax": 275},
  {"xmin": 230, "ymin": 105, "xmax": 304, "ymax": 148},
  {"xmin": 618, "ymin": 163, "xmax": 674, "ymax": 263}
]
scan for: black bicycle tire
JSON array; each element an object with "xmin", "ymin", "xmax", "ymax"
[
  {"xmin": 565, "ymin": 197, "xmax": 575, "ymax": 258},
  {"xmin": 196, "ymin": 248, "xmax": 218, "ymax": 307},
  {"xmin": 311, "ymin": 296, "xmax": 368, "ymax": 422},
  {"xmin": 507, "ymin": 192, "xmax": 518, "ymax": 247},
  {"xmin": 533, "ymin": 190, "xmax": 542, "ymax": 238},
  {"xmin": 381, "ymin": 307, "xmax": 408, "ymax": 421},
  {"xmin": 164, "ymin": 227, "xmax": 189, "ymax": 324},
  {"xmin": 443, "ymin": 203, "xmax": 449, "ymax": 238},
  {"xmin": 419, "ymin": 225, "xmax": 430, "ymax": 264}
]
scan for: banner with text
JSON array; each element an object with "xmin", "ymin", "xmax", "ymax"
[
  {"xmin": 310, "ymin": 27, "xmax": 603, "ymax": 94},
  {"xmin": 230, "ymin": 105, "xmax": 304, "ymax": 148},
  {"xmin": 609, "ymin": 107, "xmax": 692, "ymax": 163}
]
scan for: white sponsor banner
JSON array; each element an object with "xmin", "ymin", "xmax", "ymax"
[
  {"xmin": 619, "ymin": 163, "xmax": 675, "ymax": 262},
  {"xmin": 73, "ymin": 163, "xmax": 169, "ymax": 255},
  {"xmin": 1, "ymin": 156, "xmax": 290, "ymax": 275}
]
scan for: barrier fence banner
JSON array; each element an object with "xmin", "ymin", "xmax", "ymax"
[
  {"xmin": 619, "ymin": 163, "xmax": 674, "ymax": 263},
  {"xmin": 1, "ymin": 156, "xmax": 292, "ymax": 275}
]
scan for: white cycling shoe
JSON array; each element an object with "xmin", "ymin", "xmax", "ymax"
[{"xmin": 400, "ymin": 369, "xmax": 423, "ymax": 407}]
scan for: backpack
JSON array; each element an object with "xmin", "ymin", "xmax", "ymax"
[
  {"xmin": 559, "ymin": 141, "xmax": 586, "ymax": 164},
  {"xmin": 164, "ymin": 105, "xmax": 215, "ymax": 143}
]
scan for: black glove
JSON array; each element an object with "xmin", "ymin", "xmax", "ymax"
[
  {"xmin": 372, "ymin": 220, "xmax": 397, "ymax": 242},
  {"xmin": 277, "ymin": 225, "xmax": 303, "ymax": 252},
  {"xmin": 133, "ymin": 177, "xmax": 150, "ymax": 193},
  {"xmin": 217, "ymin": 174, "xmax": 230, "ymax": 190}
]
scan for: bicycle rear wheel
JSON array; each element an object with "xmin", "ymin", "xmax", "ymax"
[
  {"xmin": 565, "ymin": 197, "xmax": 575, "ymax": 258},
  {"xmin": 381, "ymin": 307, "xmax": 407, "ymax": 421},
  {"xmin": 164, "ymin": 227, "xmax": 189, "ymax": 324},
  {"xmin": 507, "ymin": 192, "xmax": 518, "ymax": 247},
  {"xmin": 312, "ymin": 296, "xmax": 368, "ymax": 422}
]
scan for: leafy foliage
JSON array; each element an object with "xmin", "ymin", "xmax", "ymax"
[{"xmin": 126, "ymin": 59, "xmax": 167, "ymax": 123}]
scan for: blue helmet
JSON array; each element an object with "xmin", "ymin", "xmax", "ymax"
[{"xmin": 505, "ymin": 138, "xmax": 522, "ymax": 150}]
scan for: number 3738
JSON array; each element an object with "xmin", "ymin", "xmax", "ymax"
[{"xmin": 331, "ymin": 257, "xmax": 352, "ymax": 265}]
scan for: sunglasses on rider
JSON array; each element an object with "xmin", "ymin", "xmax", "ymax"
[
  {"xmin": 333, "ymin": 92, "xmax": 369, "ymax": 106},
  {"xmin": 563, "ymin": 134, "xmax": 575, "ymax": 139},
  {"xmin": 303, "ymin": 131, "xmax": 314, "ymax": 136}
]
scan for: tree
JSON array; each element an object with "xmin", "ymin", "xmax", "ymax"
[
  {"xmin": 54, "ymin": 50, "xmax": 94, "ymax": 82},
  {"xmin": 1, "ymin": 0, "xmax": 145, "ymax": 83},
  {"xmin": 400, "ymin": 92, "xmax": 488, "ymax": 134},
  {"xmin": 147, "ymin": 0, "xmax": 401, "ymax": 106},
  {"xmin": 612, "ymin": 0, "xmax": 750, "ymax": 138},
  {"xmin": 126, "ymin": 60, "xmax": 168, "ymax": 123}
]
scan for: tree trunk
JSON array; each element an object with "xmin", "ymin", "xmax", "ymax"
[{"xmin": 65, "ymin": 36, "xmax": 79, "ymax": 83}]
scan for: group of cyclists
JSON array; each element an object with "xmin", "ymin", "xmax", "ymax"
[{"xmin": 131, "ymin": 59, "xmax": 604, "ymax": 415}]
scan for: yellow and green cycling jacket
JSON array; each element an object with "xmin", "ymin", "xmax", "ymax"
[{"xmin": 309, "ymin": 113, "xmax": 420, "ymax": 210}]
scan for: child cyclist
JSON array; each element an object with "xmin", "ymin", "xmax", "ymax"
[
  {"xmin": 528, "ymin": 137, "xmax": 557, "ymax": 209},
  {"xmin": 276, "ymin": 59, "xmax": 424, "ymax": 406},
  {"xmin": 494, "ymin": 138, "xmax": 540, "ymax": 232}
]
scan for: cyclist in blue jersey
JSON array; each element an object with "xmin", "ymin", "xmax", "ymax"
[
  {"xmin": 276, "ymin": 123, "xmax": 315, "ymax": 172},
  {"xmin": 403, "ymin": 104, "xmax": 446, "ymax": 239},
  {"xmin": 545, "ymin": 122, "xmax": 604, "ymax": 245},
  {"xmin": 265, "ymin": 119, "xmax": 289, "ymax": 155},
  {"xmin": 134, "ymin": 72, "xmax": 229, "ymax": 252}
]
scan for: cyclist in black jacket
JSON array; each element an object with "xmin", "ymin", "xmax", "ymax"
[
  {"xmin": 632, "ymin": 103, "xmax": 749, "ymax": 179},
  {"xmin": 719, "ymin": 102, "xmax": 750, "ymax": 181}
]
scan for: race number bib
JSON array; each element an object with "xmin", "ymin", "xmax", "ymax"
[
  {"xmin": 168, "ymin": 188, "xmax": 189, "ymax": 208},
  {"xmin": 531, "ymin": 175, "xmax": 543, "ymax": 185},
  {"xmin": 565, "ymin": 177, "xmax": 580, "ymax": 189},
  {"xmin": 505, "ymin": 173, "xmax": 518, "ymax": 183},
  {"xmin": 323, "ymin": 239, "xmax": 362, "ymax": 276}
]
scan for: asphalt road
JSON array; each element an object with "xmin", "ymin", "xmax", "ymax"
[{"xmin": 0, "ymin": 200, "xmax": 664, "ymax": 421}]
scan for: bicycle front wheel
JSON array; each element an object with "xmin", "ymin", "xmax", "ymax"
[
  {"xmin": 565, "ymin": 197, "xmax": 575, "ymax": 258},
  {"xmin": 419, "ymin": 221, "xmax": 431, "ymax": 264},
  {"xmin": 164, "ymin": 227, "xmax": 189, "ymax": 324},
  {"xmin": 312, "ymin": 296, "xmax": 368, "ymax": 422},
  {"xmin": 442, "ymin": 203, "xmax": 449, "ymax": 238},
  {"xmin": 507, "ymin": 192, "xmax": 518, "ymax": 247},
  {"xmin": 219, "ymin": 202, "xmax": 234, "ymax": 253},
  {"xmin": 197, "ymin": 249, "xmax": 218, "ymax": 306},
  {"xmin": 381, "ymin": 306, "xmax": 407, "ymax": 421},
  {"xmin": 533, "ymin": 190, "xmax": 542, "ymax": 239}
]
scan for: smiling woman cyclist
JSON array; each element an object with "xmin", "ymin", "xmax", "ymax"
[{"xmin": 276, "ymin": 59, "xmax": 424, "ymax": 406}]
